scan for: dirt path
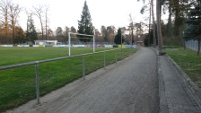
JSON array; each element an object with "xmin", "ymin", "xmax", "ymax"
[{"xmin": 6, "ymin": 47, "xmax": 159, "ymax": 113}]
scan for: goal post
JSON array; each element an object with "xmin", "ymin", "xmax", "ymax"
[{"xmin": 68, "ymin": 32, "xmax": 95, "ymax": 56}]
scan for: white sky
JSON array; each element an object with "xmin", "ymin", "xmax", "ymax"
[{"xmin": 12, "ymin": 0, "xmax": 147, "ymax": 31}]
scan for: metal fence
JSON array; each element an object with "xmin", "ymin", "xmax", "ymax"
[
  {"xmin": 0, "ymin": 48, "xmax": 135, "ymax": 106},
  {"xmin": 185, "ymin": 40, "xmax": 200, "ymax": 51}
]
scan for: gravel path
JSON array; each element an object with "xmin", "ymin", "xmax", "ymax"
[{"xmin": 6, "ymin": 47, "xmax": 159, "ymax": 113}]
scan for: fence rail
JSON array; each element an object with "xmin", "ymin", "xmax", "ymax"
[
  {"xmin": 0, "ymin": 48, "xmax": 135, "ymax": 105},
  {"xmin": 0, "ymin": 49, "xmax": 117, "ymax": 70}
]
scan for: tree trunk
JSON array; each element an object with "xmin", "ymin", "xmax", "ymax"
[
  {"xmin": 156, "ymin": 0, "xmax": 164, "ymax": 55},
  {"xmin": 183, "ymin": 38, "xmax": 186, "ymax": 50},
  {"xmin": 40, "ymin": 18, "xmax": 44, "ymax": 40},
  {"xmin": 131, "ymin": 23, "xmax": 134, "ymax": 44},
  {"xmin": 12, "ymin": 20, "xmax": 14, "ymax": 44},
  {"xmin": 5, "ymin": 7, "xmax": 8, "ymax": 44},
  {"xmin": 197, "ymin": 38, "xmax": 200, "ymax": 56},
  {"xmin": 152, "ymin": 0, "xmax": 156, "ymax": 47},
  {"xmin": 26, "ymin": 15, "xmax": 29, "ymax": 42},
  {"xmin": 45, "ymin": 9, "xmax": 48, "ymax": 40},
  {"xmin": 148, "ymin": 1, "xmax": 152, "ymax": 46},
  {"xmin": 174, "ymin": 0, "xmax": 180, "ymax": 37},
  {"xmin": 168, "ymin": 2, "xmax": 172, "ymax": 45}
]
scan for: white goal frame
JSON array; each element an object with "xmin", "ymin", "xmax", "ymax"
[{"xmin": 68, "ymin": 32, "xmax": 95, "ymax": 56}]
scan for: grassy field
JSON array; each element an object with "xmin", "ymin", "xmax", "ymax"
[
  {"xmin": 166, "ymin": 48, "xmax": 201, "ymax": 87},
  {"xmin": 0, "ymin": 47, "xmax": 112, "ymax": 66},
  {"xmin": 0, "ymin": 47, "xmax": 137, "ymax": 112}
]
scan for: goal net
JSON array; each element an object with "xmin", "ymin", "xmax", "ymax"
[{"xmin": 68, "ymin": 32, "xmax": 95, "ymax": 56}]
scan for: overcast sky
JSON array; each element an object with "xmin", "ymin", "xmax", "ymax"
[{"xmin": 12, "ymin": 0, "xmax": 147, "ymax": 31}]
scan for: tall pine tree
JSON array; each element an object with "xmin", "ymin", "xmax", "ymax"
[
  {"xmin": 26, "ymin": 15, "xmax": 38, "ymax": 44},
  {"xmin": 77, "ymin": 0, "xmax": 94, "ymax": 43},
  {"xmin": 184, "ymin": 1, "xmax": 201, "ymax": 55},
  {"xmin": 114, "ymin": 28, "xmax": 124, "ymax": 44}
]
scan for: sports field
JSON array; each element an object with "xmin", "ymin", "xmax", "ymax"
[
  {"xmin": 0, "ymin": 47, "xmax": 110, "ymax": 66},
  {"xmin": 0, "ymin": 47, "xmax": 137, "ymax": 112}
]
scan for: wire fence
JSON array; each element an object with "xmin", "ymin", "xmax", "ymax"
[
  {"xmin": 0, "ymin": 48, "xmax": 137, "ymax": 112},
  {"xmin": 185, "ymin": 40, "xmax": 201, "ymax": 51}
]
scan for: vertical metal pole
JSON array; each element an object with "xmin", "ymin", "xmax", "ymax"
[
  {"xmin": 116, "ymin": 51, "xmax": 117, "ymax": 64},
  {"xmin": 93, "ymin": 34, "xmax": 95, "ymax": 53},
  {"xmin": 82, "ymin": 56, "xmax": 85, "ymax": 79},
  {"xmin": 121, "ymin": 48, "xmax": 122, "ymax": 59},
  {"xmin": 68, "ymin": 32, "xmax": 71, "ymax": 56},
  {"xmin": 104, "ymin": 51, "xmax": 106, "ymax": 69},
  {"xmin": 35, "ymin": 62, "xmax": 40, "ymax": 104}
]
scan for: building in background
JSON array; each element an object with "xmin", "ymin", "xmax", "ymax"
[{"xmin": 34, "ymin": 40, "xmax": 58, "ymax": 47}]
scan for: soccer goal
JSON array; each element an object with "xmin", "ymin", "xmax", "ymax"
[{"xmin": 68, "ymin": 32, "xmax": 95, "ymax": 56}]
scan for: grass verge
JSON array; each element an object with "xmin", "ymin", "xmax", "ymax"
[
  {"xmin": 166, "ymin": 47, "xmax": 201, "ymax": 87},
  {"xmin": 0, "ymin": 47, "xmax": 137, "ymax": 112}
]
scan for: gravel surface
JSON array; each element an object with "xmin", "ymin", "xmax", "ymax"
[{"xmin": 6, "ymin": 47, "xmax": 159, "ymax": 113}]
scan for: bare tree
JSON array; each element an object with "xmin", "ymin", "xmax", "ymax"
[
  {"xmin": 0, "ymin": 0, "xmax": 11, "ymax": 43},
  {"xmin": 45, "ymin": 6, "xmax": 49, "ymax": 40},
  {"xmin": 101, "ymin": 26, "xmax": 107, "ymax": 42},
  {"xmin": 95, "ymin": 29, "xmax": 102, "ymax": 42},
  {"xmin": 137, "ymin": 0, "xmax": 163, "ymax": 53},
  {"xmin": 135, "ymin": 22, "xmax": 143, "ymax": 37},
  {"xmin": 106, "ymin": 26, "xmax": 115, "ymax": 43},
  {"xmin": 32, "ymin": 5, "xmax": 45, "ymax": 40},
  {"xmin": 63, "ymin": 26, "xmax": 70, "ymax": 43},
  {"xmin": 25, "ymin": 9, "xmax": 32, "ymax": 36},
  {"xmin": 47, "ymin": 28, "xmax": 54, "ymax": 40},
  {"xmin": 55, "ymin": 27, "xmax": 64, "ymax": 42},
  {"xmin": 9, "ymin": 2, "xmax": 21, "ymax": 44}
]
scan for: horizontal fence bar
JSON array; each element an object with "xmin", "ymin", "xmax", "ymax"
[
  {"xmin": 69, "ymin": 32, "xmax": 94, "ymax": 37},
  {"xmin": 0, "ymin": 48, "xmax": 119, "ymax": 70}
]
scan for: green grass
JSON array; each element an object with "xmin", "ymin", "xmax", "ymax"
[
  {"xmin": 0, "ymin": 47, "xmax": 137, "ymax": 112},
  {"xmin": 166, "ymin": 47, "xmax": 201, "ymax": 87},
  {"xmin": 0, "ymin": 47, "xmax": 111, "ymax": 66},
  {"xmin": 163, "ymin": 45, "xmax": 181, "ymax": 49}
]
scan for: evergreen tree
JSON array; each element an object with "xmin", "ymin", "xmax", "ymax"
[
  {"xmin": 26, "ymin": 15, "xmax": 37, "ymax": 44},
  {"xmin": 184, "ymin": 1, "xmax": 201, "ymax": 55},
  {"xmin": 14, "ymin": 27, "xmax": 26, "ymax": 44},
  {"xmin": 114, "ymin": 28, "xmax": 124, "ymax": 44},
  {"xmin": 77, "ymin": 0, "xmax": 94, "ymax": 43}
]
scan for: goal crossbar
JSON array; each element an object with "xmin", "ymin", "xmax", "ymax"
[{"xmin": 68, "ymin": 32, "xmax": 95, "ymax": 56}]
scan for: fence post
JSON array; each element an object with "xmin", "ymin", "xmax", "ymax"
[
  {"xmin": 82, "ymin": 56, "xmax": 85, "ymax": 79},
  {"xmin": 116, "ymin": 51, "xmax": 117, "ymax": 64},
  {"xmin": 121, "ymin": 48, "xmax": 122, "ymax": 59},
  {"xmin": 104, "ymin": 51, "xmax": 106, "ymax": 69},
  {"xmin": 35, "ymin": 61, "xmax": 40, "ymax": 104}
]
